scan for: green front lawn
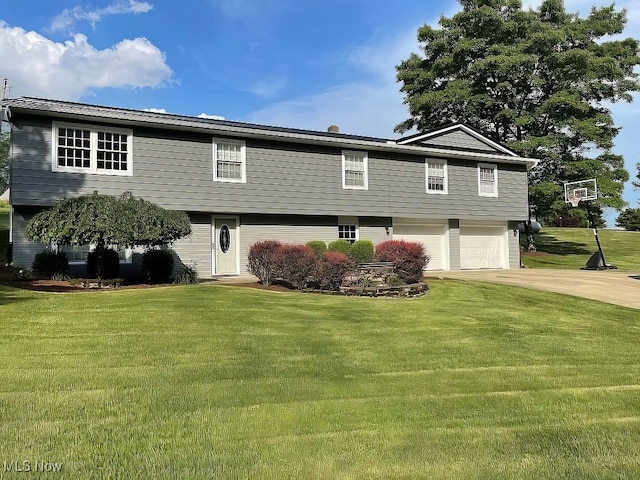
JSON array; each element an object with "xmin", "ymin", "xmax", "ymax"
[
  {"xmin": 522, "ymin": 227, "xmax": 640, "ymax": 270},
  {"xmin": 1, "ymin": 282, "xmax": 639, "ymax": 478}
]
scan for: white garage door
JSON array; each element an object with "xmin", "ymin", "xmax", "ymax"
[
  {"xmin": 460, "ymin": 225, "xmax": 507, "ymax": 269},
  {"xmin": 393, "ymin": 222, "xmax": 448, "ymax": 271}
]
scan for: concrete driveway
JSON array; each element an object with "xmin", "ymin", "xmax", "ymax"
[{"xmin": 426, "ymin": 269, "xmax": 640, "ymax": 309}]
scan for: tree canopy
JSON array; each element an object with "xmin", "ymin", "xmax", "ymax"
[
  {"xmin": 25, "ymin": 192, "xmax": 191, "ymax": 277},
  {"xmin": 616, "ymin": 207, "xmax": 640, "ymax": 231},
  {"xmin": 396, "ymin": 0, "xmax": 640, "ymax": 224},
  {"xmin": 26, "ymin": 192, "xmax": 191, "ymax": 248}
]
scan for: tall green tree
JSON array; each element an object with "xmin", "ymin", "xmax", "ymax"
[
  {"xmin": 25, "ymin": 192, "xmax": 191, "ymax": 279},
  {"xmin": 0, "ymin": 132, "xmax": 9, "ymax": 194},
  {"xmin": 616, "ymin": 207, "xmax": 640, "ymax": 230},
  {"xmin": 396, "ymin": 0, "xmax": 639, "ymax": 224}
]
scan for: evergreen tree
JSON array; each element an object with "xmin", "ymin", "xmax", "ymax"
[{"xmin": 396, "ymin": 0, "xmax": 639, "ymax": 224}]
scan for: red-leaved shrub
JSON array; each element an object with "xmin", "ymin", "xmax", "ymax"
[
  {"xmin": 274, "ymin": 243, "xmax": 316, "ymax": 289},
  {"xmin": 316, "ymin": 251, "xmax": 351, "ymax": 290},
  {"xmin": 247, "ymin": 240, "xmax": 282, "ymax": 285},
  {"xmin": 375, "ymin": 240, "xmax": 428, "ymax": 284}
]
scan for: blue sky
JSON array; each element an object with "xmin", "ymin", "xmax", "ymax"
[{"xmin": 1, "ymin": 0, "xmax": 638, "ymax": 220}]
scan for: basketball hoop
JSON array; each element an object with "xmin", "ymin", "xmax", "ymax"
[{"xmin": 564, "ymin": 179, "xmax": 596, "ymax": 208}]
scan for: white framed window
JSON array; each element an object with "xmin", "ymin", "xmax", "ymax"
[
  {"xmin": 214, "ymin": 139, "xmax": 246, "ymax": 183},
  {"xmin": 342, "ymin": 150, "xmax": 368, "ymax": 190},
  {"xmin": 426, "ymin": 159, "xmax": 448, "ymax": 194},
  {"xmin": 52, "ymin": 122, "xmax": 133, "ymax": 176},
  {"xmin": 338, "ymin": 224, "xmax": 358, "ymax": 244},
  {"xmin": 478, "ymin": 163, "xmax": 498, "ymax": 197},
  {"xmin": 56, "ymin": 243, "xmax": 132, "ymax": 264}
]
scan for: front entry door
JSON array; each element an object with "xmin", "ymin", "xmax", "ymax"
[{"xmin": 213, "ymin": 217, "xmax": 238, "ymax": 275}]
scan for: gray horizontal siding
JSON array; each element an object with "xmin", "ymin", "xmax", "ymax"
[
  {"xmin": 11, "ymin": 209, "xmax": 45, "ymax": 269},
  {"xmin": 239, "ymin": 215, "xmax": 337, "ymax": 276},
  {"xmin": 448, "ymin": 219, "xmax": 461, "ymax": 270},
  {"xmin": 171, "ymin": 213, "xmax": 212, "ymax": 278},
  {"xmin": 508, "ymin": 221, "xmax": 521, "ymax": 269},
  {"xmin": 10, "ymin": 118, "xmax": 529, "ymax": 222},
  {"xmin": 418, "ymin": 130, "xmax": 498, "ymax": 153}
]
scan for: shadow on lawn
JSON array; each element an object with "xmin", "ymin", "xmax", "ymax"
[
  {"xmin": 534, "ymin": 234, "xmax": 592, "ymax": 255},
  {"xmin": 0, "ymin": 286, "xmax": 31, "ymax": 306}
]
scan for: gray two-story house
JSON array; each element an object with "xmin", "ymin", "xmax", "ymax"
[{"xmin": 5, "ymin": 97, "xmax": 536, "ymax": 277}]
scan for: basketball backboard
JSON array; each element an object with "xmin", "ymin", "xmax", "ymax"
[{"xmin": 564, "ymin": 179, "xmax": 597, "ymax": 207}]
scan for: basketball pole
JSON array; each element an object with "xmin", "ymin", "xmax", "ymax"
[{"xmin": 585, "ymin": 201, "xmax": 609, "ymax": 268}]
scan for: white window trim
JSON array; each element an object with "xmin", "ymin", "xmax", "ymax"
[
  {"xmin": 341, "ymin": 150, "xmax": 368, "ymax": 190},
  {"xmin": 51, "ymin": 121, "xmax": 133, "ymax": 176},
  {"xmin": 213, "ymin": 138, "xmax": 246, "ymax": 183},
  {"xmin": 425, "ymin": 159, "xmax": 448, "ymax": 194},
  {"xmin": 478, "ymin": 163, "xmax": 498, "ymax": 197},
  {"xmin": 54, "ymin": 243, "xmax": 133, "ymax": 265}
]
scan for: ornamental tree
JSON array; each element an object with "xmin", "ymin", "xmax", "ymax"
[
  {"xmin": 396, "ymin": 0, "xmax": 639, "ymax": 225},
  {"xmin": 25, "ymin": 192, "xmax": 191, "ymax": 279}
]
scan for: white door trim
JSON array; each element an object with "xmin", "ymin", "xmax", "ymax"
[{"xmin": 212, "ymin": 215, "xmax": 240, "ymax": 275}]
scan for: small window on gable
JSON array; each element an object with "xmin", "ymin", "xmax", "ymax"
[
  {"xmin": 214, "ymin": 139, "xmax": 246, "ymax": 183},
  {"xmin": 342, "ymin": 150, "xmax": 368, "ymax": 190},
  {"xmin": 53, "ymin": 122, "xmax": 132, "ymax": 176},
  {"xmin": 478, "ymin": 163, "xmax": 498, "ymax": 197},
  {"xmin": 426, "ymin": 159, "xmax": 447, "ymax": 194}
]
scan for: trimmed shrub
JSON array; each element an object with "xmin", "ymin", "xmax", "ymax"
[
  {"xmin": 248, "ymin": 240, "xmax": 282, "ymax": 286},
  {"xmin": 349, "ymin": 240, "xmax": 374, "ymax": 264},
  {"xmin": 316, "ymin": 251, "xmax": 351, "ymax": 290},
  {"xmin": 328, "ymin": 239, "xmax": 352, "ymax": 256},
  {"xmin": 142, "ymin": 249, "xmax": 174, "ymax": 284},
  {"xmin": 305, "ymin": 240, "xmax": 327, "ymax": 257},
  {"xmin": 32, "ymin": 250, "xmax": 69, "ymax": 278},
  {"xmin": 87, "ymin": 248, "xmax": 120, "ymax": 279},
  {"xmin": 375, "ymin": 240, "xmax": 428, "ymax": 284},
  {"xmin": 274, "ymin": 243, "xmax": 316, "ymax": 289},
  {"xmin": 174, "ymin": 265, "xmax": 199, "ymax": 285}
]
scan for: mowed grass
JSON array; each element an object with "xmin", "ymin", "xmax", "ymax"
[
  {"xmin": 521, "ymin": 227, "xmax": 640, "ymax": 270},
  {"xmin": 1, "ymin": 283, "xmax": 640, "ymax": 479}
]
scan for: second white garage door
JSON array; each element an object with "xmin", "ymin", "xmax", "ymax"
[
  {"xmin": 459, "ymin": 225, "xmax": 508, "ymax": 269},
  {"xmin": 393, "ymin": 222, "xmax": 448, "ymax": 271}
]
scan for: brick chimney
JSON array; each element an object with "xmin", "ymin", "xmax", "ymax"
[{"xmin": 327, "ymin": 124, "xmax": 339, "ymax": 133}]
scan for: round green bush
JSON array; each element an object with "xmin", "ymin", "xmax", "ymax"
[
  {"xmin": 32, "ymin": 250, "xmax": 69, "ymax": 278},
  {"xmin": 142, "ymin": 249, "xmax": 174, "ymax": 284},
  {"xmin": 86, "ymin": 248, "xmax": 120, "ymax": 279},
  {"xmin": 305, "ymin": 240, "xmax": 327, "ymax": 257},
  {"xmin": 328, "ymin": 239, "xmax": 352, "ymax": 256},
  {"xmin": 349, "ymin": 240, "xmax": 374, "ymax": 264}
]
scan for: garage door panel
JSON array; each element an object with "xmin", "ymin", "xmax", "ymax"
[
  {"xmin": 393, "ymin": 223, "xmax": 448, "ymax": 271},
  {"xmin": 460, "ymin": 226, "xmax": 507, "ymax": 269}
]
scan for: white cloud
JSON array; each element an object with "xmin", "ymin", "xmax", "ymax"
[
  {"xmin": 0, "ymin": 22, "xmax": 172, "ymax": 100},
  {"xmin": 197, "ymin": 113, "xmax": 225, "ymax": 120},
  {"xmin": 144, "ymin": 108, "xmax": 169, "ymax": 113},
  {"xmin": 50, "ymin": 0, "xmax": 153, "ymax": 33}
]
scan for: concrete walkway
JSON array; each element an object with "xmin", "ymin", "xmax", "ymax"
[{"xmin": 425, "ymin": 269, "xmax": 640, "ymax": 309}]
